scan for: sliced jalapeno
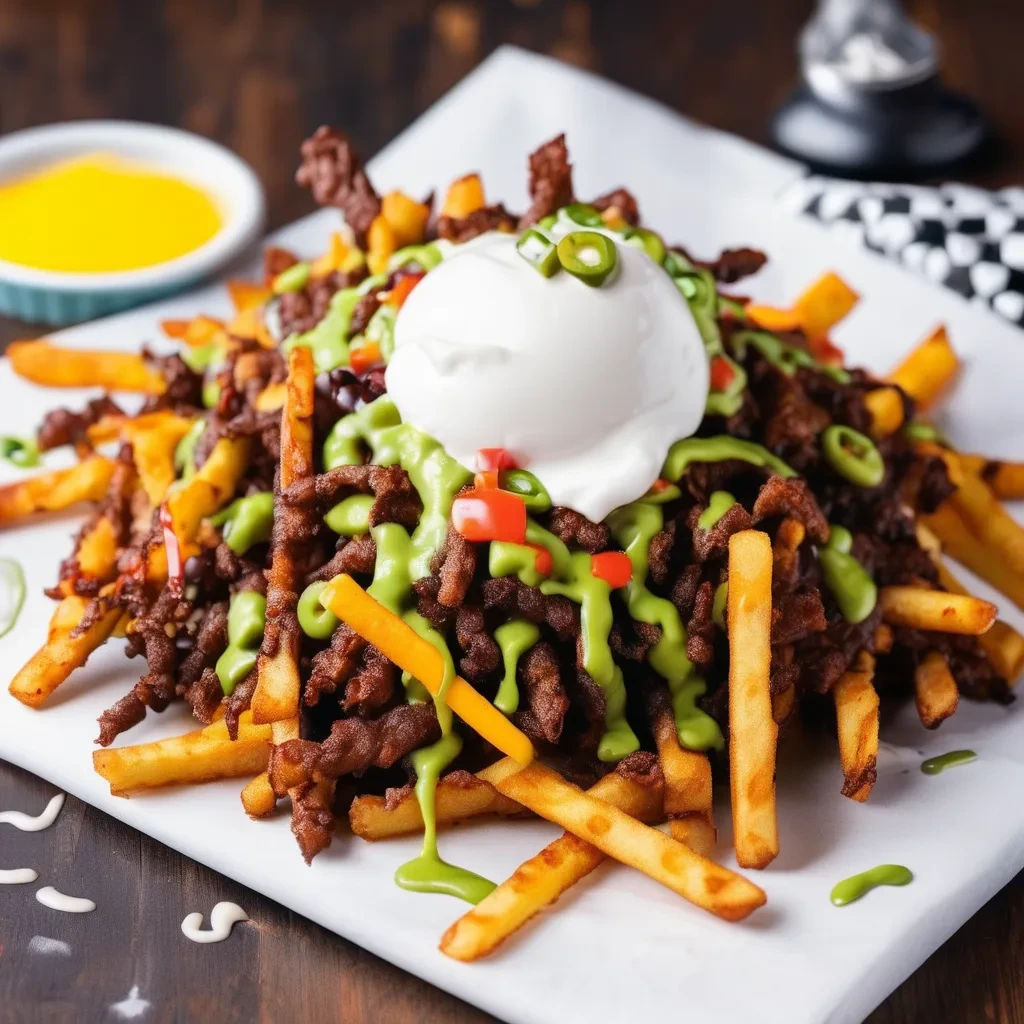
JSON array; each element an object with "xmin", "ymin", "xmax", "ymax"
[
  {"xmin": 516, "ymin": 229, "xmax": 561, "ymax": 277},
  {"xmin": 625, "ymin": 227, "xmax": 666, "ymax": 265},
  {"xmin": 501, "ymin": 469, "xmax": 552, "ymax": 512},
  {"xmin": 556, "ymin": 231, "xmax": 618, "ymax": 287},
  {"xmin": 558, "ymin": 203, "xmax": 604, "ymax": 228},
  {"xmin": 822, "ymin": 425, "xmax": 885, "ymax": 487},
  {"xmin": 297, "ymin": 581, "xmax": 341, "ymax": 639},
  {"xmin": 0, "ymin": 436, "xmax": 39, "ymax": 469}
]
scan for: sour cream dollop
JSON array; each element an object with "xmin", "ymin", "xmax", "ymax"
[{"xmin": 386, "ymin": 232, "xmax": 708, "ymax": 521}]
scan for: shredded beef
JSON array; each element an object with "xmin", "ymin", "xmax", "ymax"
[
  {"xmin": 455, "ymin": 606, "xmax": 501, "ymax": 681},
  {"xmin": 690, "ymin": 503, "xmax": 754, "ymax": 562},
  {"xmin": 548, "ymin": 507, "xmax": 609, "ymax": 553},
  {"xmin": 224, "ymin": 667, "xmax": 259, "ymax": 739},
  {"xmin": 437, "ymin": 205, "xmax": 517, "ymax": 243},
  {"xmin": 343, "ymin": 645, "xmax": 395, "ymax": 715},
  {"xmin": 591, "ymin": 188, "xmax": 640, "ymax": 225},
  {"xmin": 291, "ymin": 781, "xmax": 336, "ymax": 864},
  {"xmin": 432, "ymin": 529, "xmax": 476, "ymax": 607},
  {"xmin": 686, "ymin": 581, "xmax": 716, "ymax": 666},
  {"xmin": 647, "ymin": 522, "xmax": 676, "ymax": 586},
  {"xmin": 752, "ymin": 476, "xmax": 829, "ymax": 543},
  {"xmin": 278, "ymin": 271, "xmax": 361, "ymax": 338},
  {"xmin": 307, "ymin": 624, "xmax": 367, "ymax": 706},
  {"xmin": 695, "ymin": 247, "xmax": 768, "ymax": 284},
  {"xmin": 306, "ymin": 535, "xmax": 377, "ymax": 584},
  {"xmin": 348, "ymin": 292, "xmax": 381, "ymax": 338},
  {"xmin": 37, "ymin": 396, "xmax": 124, "ymax": 452},
  {"xmin": 481, "ymin": 577, "xmax": 580, "ymax": 641},
  {"xmin": 520, "ymin": 134, "xmax": 574, "ymax": 228},
  {"xmin": 514, "ymin": 641, "xmax": 570, "ymax": 746}
]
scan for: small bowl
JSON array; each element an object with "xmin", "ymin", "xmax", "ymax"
[{"xmin": 0, "ymin": 121, "xmax": 266, "ymax": 325}]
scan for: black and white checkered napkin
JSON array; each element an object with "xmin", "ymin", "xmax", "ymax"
[{"xmin": 780, "ymin": 177, "xmax": 1024, "ymax": 328}]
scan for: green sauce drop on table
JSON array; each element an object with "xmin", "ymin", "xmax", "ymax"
[
  {"xmin": 830, "ymin": 865, "xmax": 913, "ymax": 906},
  {"xmin": 921, "ymin": 749, "xmax": 977, "ymax": 775}
]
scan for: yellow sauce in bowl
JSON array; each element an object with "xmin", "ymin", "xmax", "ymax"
[{"xmin": 0, "ymin": 153, "xmax": 223, "ymax": 273}]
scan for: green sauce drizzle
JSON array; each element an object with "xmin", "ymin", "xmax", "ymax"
[
  {"xmin": 285, "ymin": 286, "xmax": 362, "ymax": 373},
  {"xmin": 215, "ymin": 591, "xmax": 266, "ymax": 695},
  {"xmin": 493, "ymin": 619, "xmax": 541, "ymax": 714},
  {"xmin": 210, "ymin": 492, "xmax": 274, "ymax": 556},
  {"xmin": 819, "ymin": 525, "xmax": 877, "ymax": 624},
  {"xmin": 697, "ymin": 490, "xmax": 736, "ymax": 531},
  {"xmin": 921, "ymin": 749, "xmax": 977, "ymax": 775},
  {"xmin": 607, "ymin": 502, "xmax": 724, "ymax": 752},
  {"xmin": 663, "ymin": 436, "xmax": 795, "ymax": 481},
  {"xmin": 830, "ymin": 865, "xmax": 913, "ymax": 906},
  {"xmin": 324, "ymin": 494, "xmax": 374, "ymax": 536}
]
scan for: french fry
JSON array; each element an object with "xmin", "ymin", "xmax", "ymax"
[
  {"xmin": 914, "ymin": 651, "xmax": 959, "ymax": 728},
  {"xmin": 923, "ymin": 503, "xmax": 1024, "ymax": 612},
  {"xmin": 94, "ymin": 713, "xmax": 272, "ymax": 795},
  {"xmin": 227, "ymin": 305, "xmax": 275, "ymax": 347},
  {"xmin": 226, "ymin": 280, "xmax": 271, "ymax": 314},
  {"xmin": 254, "ymin": 381, "xmax": 287, "ymax": 412},
  {"xmin": 440, "ymin": 764, "xmax": 665, "ymax": 961},
  {"xmin": 949, "ymin": 473, "xmax": 1024, "ymax": 580},
  {"xmin": 886, "ymin": 325, "xmax": 958, "ymax": 411},
  {"xmin": 70, "ymin": 514, "xmax": 119, "ymax": 585},
  {"xmin": 727, "ymin": 530, "xmax": 779, "ymax": 869},
  {"xmin": 350, "ymin": 771, "xmax": 527, "ymax": 841},
  {"xmin": 879, "ymin": 585, "xmax": 996, "ymax": 635},
  {"xmin": 794, "ymin": 271, "xmax": 859, "ymax": 338},
  {"xmin": 367, "ymin": 214, "xmax": 398, "ymax": 275},
  {"xmin": 0, "ymin": 456, "xmax": 115, "ymax": 527},
  {"xmin": 166, "ymin": 436, "xmax": 250, "ymax": 543},
  {"xmin": 441, "ymin": 173, "xmax": 485, "ymax": 219},
  {"xmin": 9, "ymin": 597, "xmax": 121, "ymax": 708},
  {"xmin": 833, "ymin": 652, "xmax": 879, "ymax": 802},
  {"xmin": 320, "ymin": 574, "xmax": 535, "ymax": 765},
  {"xmin": 874, "ymin": 622, "xmax": 895, "ymax": 654},
  {"xmin": 381, "ymin": 191, "xmax": 430, "ymax": 246},
  {"xmin": 311, "ymin": 233, "xmax": 351, "ymax": 278},
  {"xmin": 483, "ymin": 759, "xmax": 765, "ymax": 922},
  {"xmin": 648, "ymin": 694, "xmax": 715, "ymax": 857},
  {"xmin": 743, "ymin": 305, "xmax": 802, "ymax": 332},
  {"xmin": 957, "ymin": 455, "xmax": 1024, "ymax": 501},
  {"xmin": 241, "ymin": 718, "xmax": 298, "ymax": 818},
  {"xmin": 863, "ymin": 386, "xmax": 905, "ymax": 438},
  {"xmin": 7, "ymin": 340, "xmax": 166, "ymax": 394},
  {"xmin": 161, "ymin": 315, "xmax": 225, "ymax": 347},
  {"xmin": 124, "ymin": 414, "xmax": 194, "ymax": 505},
  {"xmin": 252, "ymin": 348, "xmax": 314, "ymax": 725}
]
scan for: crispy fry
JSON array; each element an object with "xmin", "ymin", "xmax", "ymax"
[
  {"xmin": 874, "ymin": 622, "xmax": 895, "ymax": 654},
  {"xmin": 9, "ymin": 596, "xmax": 121, "ymax": 708},
  {"xmin": 227, "ymin": 305, "xmax": 275, "ymax": 347},
  {"xmin": 648, "ymin": 696, "xmax": 715, "ymax": 857},
  {"xmin": 381, "ymin": 191, "xmax": 430, "ymax": 246},
  {"xmin": 727, "ymin": 530, "xmax": 778, "ymax": 869},
  {"xmin": 254, "ymin": 381, "xmax": 287, "ymax": 412},
  {"xmin": 950, "ymin": 472, "xmax": 1024, "ymax": 580},
  {"xmin": 166, "ymin": 436, "xmax": 250, "ymax": 543},
  {"xmin": 350, "ymin": 771, "xmax": 526, "ymax": 841},
  {"xmin": 320, "ymin": 574, "xmax": 535, "ymax": 765},
  {"xmin": 833, "ymin": 652, "xmax": 879, "ymax": 802},
  {"xmin": 8, "ymin": 340, "xmax": 166, "ymax": 393},
  {"xmin": 0, "ymin": 456, "xmax": 115, "ymax": 527},
  {"xmin": 886, "ymin": 325, "xmax": 958, "ymax": 411},
  {"xmin": 879, "ymin": 585, "xmax": 996, "ymax": 635},
  {"xmin": 957, "ymin": 455, "xmax": 1024, "ymax": 501},
  {"xmin": 441, "ymin": 173, "xmax": 485, "ymax": 219},
  {"xmin": 311, "ymin": 233, "xmax": 351, "ymax": 278},
  {"xmin": 915, "ymin": 441, "xmax": 963, "ymax": 486},
  {"xmin": 241, "ymin": 717, "xmax": 298, "ymax": 817},
  {"xmin": 227, "ymin": 280, "xmax": 271, "ymax": 314},
  {"xmin": 124, "ymin": 414, "xmax": 194, "ymax": 505},
  {"xmin": 794, "ymin": 271, "xmax": 859, "ymax": 338},
  {"xmin": 367, "ymin": 214, "xmax": 398, "ymax": 275},
  {"xmin": 94, "ymin": 713, "xmax": 272, "ymax": 795},
  {"xmin": 914, "ymin": 650, "xmax": 959, "ymax": 728},
  {"xmin": 70, "ymin": 514, "xmax": 119, "ymax": 585},
  {"xmin": 440, "ymin": 764, "xmax": 664, "ymax": 961},
  {"xmin": 483, "ymin": 759, "xmax": 765, "ymax": 922},
  {"xmin": 743, "ymin": 304, "xmax": 802, "ymax": 332},
  {"xmin": 863, "ymin": 386, "xmax": 905, "ymax": 438},
  {"xmin": 252, "ymin": 348, "xmax": 314, "ymax": 725}
]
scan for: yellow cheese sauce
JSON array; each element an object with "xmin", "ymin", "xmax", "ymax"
[{"xmin": 0, "ymin": 153, "xmax": 222, "ymax": 273}]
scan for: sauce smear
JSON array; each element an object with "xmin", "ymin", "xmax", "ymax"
[
  {"xmin": 0, "ymin": 154, "xmax": 222, "ymax": 273},
  {"xmin": 831, "ymin": 864, "xmax": 913, "ymax": 906},
  {"xmin": 921, "ymin": 749, "xmax": 977, "ymax": 775}
]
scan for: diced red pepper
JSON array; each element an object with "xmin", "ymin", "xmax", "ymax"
[
  {"xmin": 474, "ymin": 469, "xmax": 500, "ymax": 490},
  {"xmin": 451, "ymin": 488, "xmax": 527, "ymax": 544},
  {"xmin": 159, "ymin": 503, "xmax": 184, "ymax": 591},
  {"xmin": 808, "ymin": 333, "xmax": 845, "ymax": 366},
  {"xmin": 649, "ymin": 478, "xmax": 672, "ymax": 493},
  {"xmin": 386, "ymin": 272, "xmax": 424, "ymax": 308},
  {"xmin": 530, "ymin": 544, "xmax": 553, "ymax": 576},
  {"xmin": 349, "ymin": 341, "xmax": 382, "ymax": 375},
  {"xmin": 590, "ymin": 551, "xmax": 633, "ymax": 589},
  {"xmin": 709, "ymin": 355, "xmax": 736, "ymax": 392},
  {"xmin": 475, "ymin": 447, "xmax": 517, "ymax": 472}
]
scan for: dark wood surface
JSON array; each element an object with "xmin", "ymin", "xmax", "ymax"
[{"xmin": 2, "ymin": 1, "xmax": 1024, "ymax": 1022}]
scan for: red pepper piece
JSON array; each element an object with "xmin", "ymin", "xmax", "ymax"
[
  {"xmin": 159, "ymin": 503, "xmax": 184, "ymax": 591},
  {"xmin": 349, "ymin": 341, "xmax": 382, "ymax": 375},
  {"xmin": 474, "ymin": 470, "xmax": 500, "ymax": 490},
  {"xmin": 530, "ymin": 544, "xmax": 553, "ymax": 576},
  {"xmin": 709, "ymin": 355, "xmax": 736, "ymax": 392},
  {"xmin": 451, "ymin": 488, "xmax": 527, "ymax": 544},
  {"xmin": 649, "ymin": 478, "xmax": 672, "ymax": 493},
  {"xmin": 386, "ymin": 272, "xmax": 424, "ymax": 308},
  {"xmin": 475, "ymin": 448, "xmax": 517, "ymax": 472},
  {"xmin": 808, "ymin": 333, "xmax": 845, "ymax": 366},
  {"xmin": 590, "ymin": 551, "xmax": 633, "ymax": 589}
]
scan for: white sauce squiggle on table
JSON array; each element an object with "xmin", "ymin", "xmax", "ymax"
[
  {"xmin": 36, "ymin": 885, "xmax": 96, "ymax": 913},
  {"xmin": 0, "ymin": 867, "xmax": 38, "ymax": 884},
  {"xmin": 181, "ymin": 902, "xmax": 248, "ymax": 943},
  {"xmin": 0, "ymin": 792, "xmax": 65, "ymax": 831}
]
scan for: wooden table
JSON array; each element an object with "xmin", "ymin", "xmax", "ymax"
[{"xmin": 2, "ymin": 2, "xmax": 1023, "ymax": 1021}]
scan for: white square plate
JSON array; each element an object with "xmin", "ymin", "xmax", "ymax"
[{"xmin": 3, "ymin": 47, "xmax": 1024, "ymax": 1024}]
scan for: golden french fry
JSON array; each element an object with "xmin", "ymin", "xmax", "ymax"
[
  {"xmin": 793, "ymin": 271, "xmax": 859, "ymax": 338},
  {"xmin": 94, "ymin": 713, "xmax": 272, "ymax": 795},
  {"xmin": 254, "ymin": 382, "xmax": 287, "ymax": 412},
  {"xmin": 950, "ymin": 473, "xmax": 1024, "ymax": 580},
  {"xmin": 350, "ymin": 771, "xmax": 526, "ymax": 841},
  {"xmin": 483, "ymin": 759, "xmax": 765, "ymax": 922},
  {"xmin": 7, "ymin": 340, "xmax": 166, "ymax": 394},
  {"xmin": 915, "ymin": 441, "xmax": 963, "ymax": 487},
  {"xmin": 727, "ymin": 530, "xmax": 778, "ymax": 869},
  {"xmin": 649, "ymin": 699, "xmax": 715, "ymax": 858},
  {"xmin": 879, "ymin": 585, "xmax": 996, "ymax": 635},
  {"xmin": 914, "ymin": 651, "xmax": 959, "ymax": 728},
  {"xmin": 833, "ymin": 652, "xmax": 879, "ymax": 802},
  {"xmin": 957, "ymin": 455, "xmax": 1024, "ymax": 501},
  {"xmin": 441, "ymin": 173, "xmax": 485, "ymax": 219},
  {"xmin": 0, "ymin": 456, "xmax": 115, "ymax": 527},
  {"xmin": 887, "ymin": 325, "xmax": 959, "ymax": 411},
  {"xmin": 367, "ymin": 214, "xmax": 398, "ymax": 275},
  {"xmin": 241, "ymin": 771, "xmax": 277, "ymax": 818},
  {"xmin": 125, "ymin": 415, "xmax": 195, "ymax": 505},
  {"xmin": 166, "ymin": 436, "xmax": 250, "ymax": 542},
  {"xmin": 62, "ymin": 513, "xmax": 119, "ymax": 592},
  {"xmin": 381, "ymin": 191, "xmax": 430, "ymax": 246},
  {"xmin": 9, "ymin": 598, "xmax": 121, "ymax": 708},
  {"xmin": 252, "ymin": 348, "xmax": 314, "ymax": 725},
  {"xmin": 863, "ymin": 386, "xmax": 904, "ymax": 438},
  {"xmin": 440, "ymin": 764, "xmax": 664, "ymax": 962},
  {"xmin": 923, "ymin": 503, "xmax": 1024, "ymax": 612}
]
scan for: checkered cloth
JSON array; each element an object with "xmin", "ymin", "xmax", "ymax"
[{"xmin": 780, "ymin": 177, "xmax": 1024, "ymax": 327}]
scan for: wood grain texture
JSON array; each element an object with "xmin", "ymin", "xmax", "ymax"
[{"xmin": 2, "ymin": 1, "xmax": 1024, "ymax": 1021}]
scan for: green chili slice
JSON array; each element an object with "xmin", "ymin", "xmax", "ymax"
[
  {"xmin": 0, "ymin": 436, "xmax": 40, "ymax": 469},
  {"xmin": 558, "ymin": 203, "xmax": 604, "ymax": 228},
  {"xmin": 516, "ymin": 229, "xmax": 561, "ymax": 278},
  {"xmin": 501, "ymin": 469, "xmax": 552, "ymax": 512},
  {"xmin": 903, "ymin": 420, "xmax": 951, "ymax": 446},
  {"xmin": 0, "ymin": 557, "xmax": 26, "ymax": 639},
  {"xmin": 297, "ymin": 581, "xmax": 341, "ymax": 639},
  {"xmin": 822, "ymin": 425, "xmax": 885, "ymax": 488},
  {"xmin": 556, "ymin": 231, "xmax": 618, "ymax": 287},
  {"xmin": 625, "ymin": 227, "xmax": 666, "ymax": 265}
]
